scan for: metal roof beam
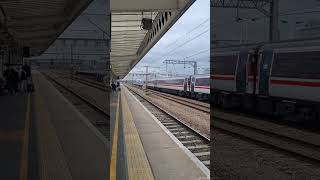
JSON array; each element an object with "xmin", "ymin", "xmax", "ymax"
[
  {"xmin": 8, "ymin": 15, "xmax": 64, "ymax": 27},
  {"xmin": 111, "ymin": 0, "xmax": 189, "ymax": 12},
  {"xmin": 110, "ymin": 0, "xmax": 195, "ymax": 78},
  {"xmin": 111, "ymin": 45, "xmax": 140, "ymax": 48},
  {"xmin": 133, "ymin": 1, "xmax": 194, "ymax": 69}
]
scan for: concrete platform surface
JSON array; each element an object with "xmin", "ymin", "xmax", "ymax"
[
  {"xmin": 0, "ymin": 92, "xmax": 30, "ymax": 180},
  {"xmin": 32, "ymin": 70, "xmax": 110, "ymax": 180}
]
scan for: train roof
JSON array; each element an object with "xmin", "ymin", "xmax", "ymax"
[
  {"xmin": 153, "ymin": 76, "xmax": 186, "ymax": 80},
  {"xmin": 263, "ymin": 38, "xmax": 320, "ymax": 50},
  {"xmin": 150, "ymin": 74, "xmax": 209, "ymax": 81},
  {"xmin": 212, "ymin": 37, "xmax": 320, "ymax": 53}
]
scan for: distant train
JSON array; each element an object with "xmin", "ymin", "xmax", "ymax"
[
  {"xmin": 134, "ymin": 75, "xmax": 210, "ymax": 101},
  {"xmin": 212, "ymin": 38, "xmax": 320, "ymax": 122}
]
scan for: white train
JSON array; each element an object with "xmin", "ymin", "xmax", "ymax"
[
  {"xmin": 212, "ymin": 38, "xmax": 320, "ymax": 122},
  {"xmin": 144, "ymin": 74, "xmax": 210, "ymax": 100}
]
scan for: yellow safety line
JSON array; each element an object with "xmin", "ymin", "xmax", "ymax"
[
  {"xmin": 121, "ymin": 88, "xmax": 155, "ymax": 180},
  {"xmin": 0, "ymin": 131, "xmax": 24, "ymax": 141},
  {"xmin": 19, "ymin": 93, "xmax": 31, "ymax": 180},
  {"xmin": 110, "ymin": 95, "xmax": 120, "ymax": 180}
]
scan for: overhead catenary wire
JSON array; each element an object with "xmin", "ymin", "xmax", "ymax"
[
  {"xmin": 184, "ymin": 48, "xmax": 210, "ymax": 59},
  {"xmin": 249, "ymin": 6, "xmax": 320, "ymax": 21},
  {"xmin": 165, "ymin": 28, "xmax": 209, "ymax": 56},
  {"xmin": 147, "ymin": 27, "xmax": 209, "ymax": 64},
  {"xmin": 164, "ymin": 18, "xmax": 209, "ymax": 50}
]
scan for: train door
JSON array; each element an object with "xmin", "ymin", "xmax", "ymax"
[
  {"xmin": 191, "ymin": 76, "xmax": 195, "ymax": 92},
  {"xmin": 184, "ymin": 77, "xmax": 188, "ymax": 92},
  {"xmin": 246, "ymin": 52, "xmax": 260, "ymax": 94},
  {"xmin": 188, "ymin": 76, "xmax": 191, "ymax": 91}
]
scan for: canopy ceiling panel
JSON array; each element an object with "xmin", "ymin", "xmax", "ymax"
[{"xmin": 0, "ymin": 0, "xmax": 94, "ymax": 56}]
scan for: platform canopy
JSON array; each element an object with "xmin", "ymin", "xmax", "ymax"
[
  {"xmin": 110, "ymin": 0, "xmax": 195, "ymax": 78},
  {"xmin": 0, "ymin": 0, "xmax": 94, "ymax": 56}
]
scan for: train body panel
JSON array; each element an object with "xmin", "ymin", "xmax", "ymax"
[
  {"xmin": 155, "ymin": 77, "xmax": 185, "ymax": 93},
  {"xmin": 194, "ymin": 75, "xmax": 210, "ymax": 94},
  {"xmin": 269, "ymin": 77, "xmax": 320, "ymax": 102},
  {"xmin": 267, "ymin": 45, "xmax": 320, "ymax": 102},
  {"xmin": 156, "ymin": 84, "xmax": 184, "ymax": 91},
  {"xmin": 211, "ymin": 75, "xmax": 236, "ymax": 92}
]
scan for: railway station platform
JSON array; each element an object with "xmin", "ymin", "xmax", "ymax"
[
  {"xmin": 110, "ymin": 85, "xmax": 209, "ymax": 180},
  {"xmin": 0, "ymin": 70, "xmax": 110, "ymax": 180}
]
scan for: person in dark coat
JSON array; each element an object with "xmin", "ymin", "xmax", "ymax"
[
  {"xmin": 7, "ymin": 67, "xmax": 18, "ymax": 95},
  {"xmin": 3, "ymin": 66, "xmax": 9, "ymax": 90},
  {"xmin": 23, "ymin": 63, "xmax": 32, "ymax": 92},
  {"xmin": 18, "ymin": 66, "xmax": 27, "ymax": 92},
  {"xmin": 116, "ymin": 81, "xmax": 120, "ymax": 91},
  {"xmin": 111, "ymin": 82, "xmax": 116, "ymax": 91},
  {"xmin": 13, "ymin": 67, "xmax": 19, "ymax": 94},
  {"xmin": 23, "ymin": 63, "xmax": 31, "ymax": 79}
]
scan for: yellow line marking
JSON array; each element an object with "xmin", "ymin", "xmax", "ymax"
[
  {"xmin": 121, "ymin": 88, "xmax": 155, "ymax": 180},
  {"xmin": 110, "ymin": 95, "xmax": 120, "ymax": 180},
  {"xmin": 19, "ymin": 93, "xmax": 31, "ymax": 180},
  {"xmin": 0, "ymin": 131, "xmax": 24, "ymax": 141}
]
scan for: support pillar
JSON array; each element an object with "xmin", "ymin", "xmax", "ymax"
[{"xmin": 269, "ymin": 0, "xmax": 280, "ymax": 41}]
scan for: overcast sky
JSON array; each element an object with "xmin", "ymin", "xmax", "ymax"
[
  {"xmin": 127, "ymin": 0, "xmax": 210, "ymax": 78},
  {"xmin": 213, "ymin": 0, "xmax": 320, "ymax": 46}
]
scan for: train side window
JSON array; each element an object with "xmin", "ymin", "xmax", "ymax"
[
  {"xmin": 196, "ymin": 78, "xmax": 210, "ymax": 86},
  {"xmin": 212, "ymin": 55, "xmax": 238, "ymax": 75},
  {"xmin": 271, "ymin": 51, "xmax": 320, "ymax": 79}
]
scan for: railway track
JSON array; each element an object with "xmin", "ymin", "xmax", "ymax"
[
  {"xmin": 213, "ymin": 115, "xmax": 320, "ymax": 163},
  {"xmin": 145, "ymin": 88, "xmax": 210, "ymax": 114},
  {"xmin": 126, "ymin": 85, "xmax": 210, "ymax": 169},
  {"xmin": 43, "ymin": 72, "xmax": 110, "ymax": 138},
  {"xmin": 72, "ymin": 76, "xmax": 108, "ymax": 92},
  {"xmin": 51, "ymin": 70, "xmax": 109, "ymax": 92}
]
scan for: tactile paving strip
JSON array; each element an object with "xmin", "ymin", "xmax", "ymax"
[{"xmin": 121, "ymin": 89, "xmax": 155, "ymax": 180}]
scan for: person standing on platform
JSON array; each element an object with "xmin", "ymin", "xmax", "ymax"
[
  {"xmin": 116, "ymin": 80, "xmax": 120, "ymax": 91},
  {"xmin": 23, "ymin": 63, "xmax": 32, "ymax": 92},
  {"xmin": 111, "ymin": 82, "xmax": 116, "ymax": 92},
  {"xmin": 3, "ymin": 66, "xmax": 9, "ymax": 90},
  {"xmin": 20, "ymin": 66, "xmax": 27, "ymax": 92},
  {"xmin": 7, "ymin": 67, "xmax": 18, "ymax": 95},
  {"xmin": 23, "ymin": 63, "xmax": 31, "ymax": 80},
  {"xmin": 16, "ymin": 66, "xmax": 26, "ymax": 93}
]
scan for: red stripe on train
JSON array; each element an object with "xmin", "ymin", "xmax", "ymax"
[
  {"xmin": 211, "ymin": 75, "xmax": 235, "ymax": 80},
  {"xmin": 158, "ymin": 84, "xmax": 184, "ymax": 87},
  {"xmin": 158, "ymin": 85, "xmax": 210, "ymax": 89},
  {"xmin": 195, "ymin": 86, "xmax": 210, "ymax": 89},
  {"xmin": 271, "ymin": 79, "xmax": 320, "ymax": 87}
]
